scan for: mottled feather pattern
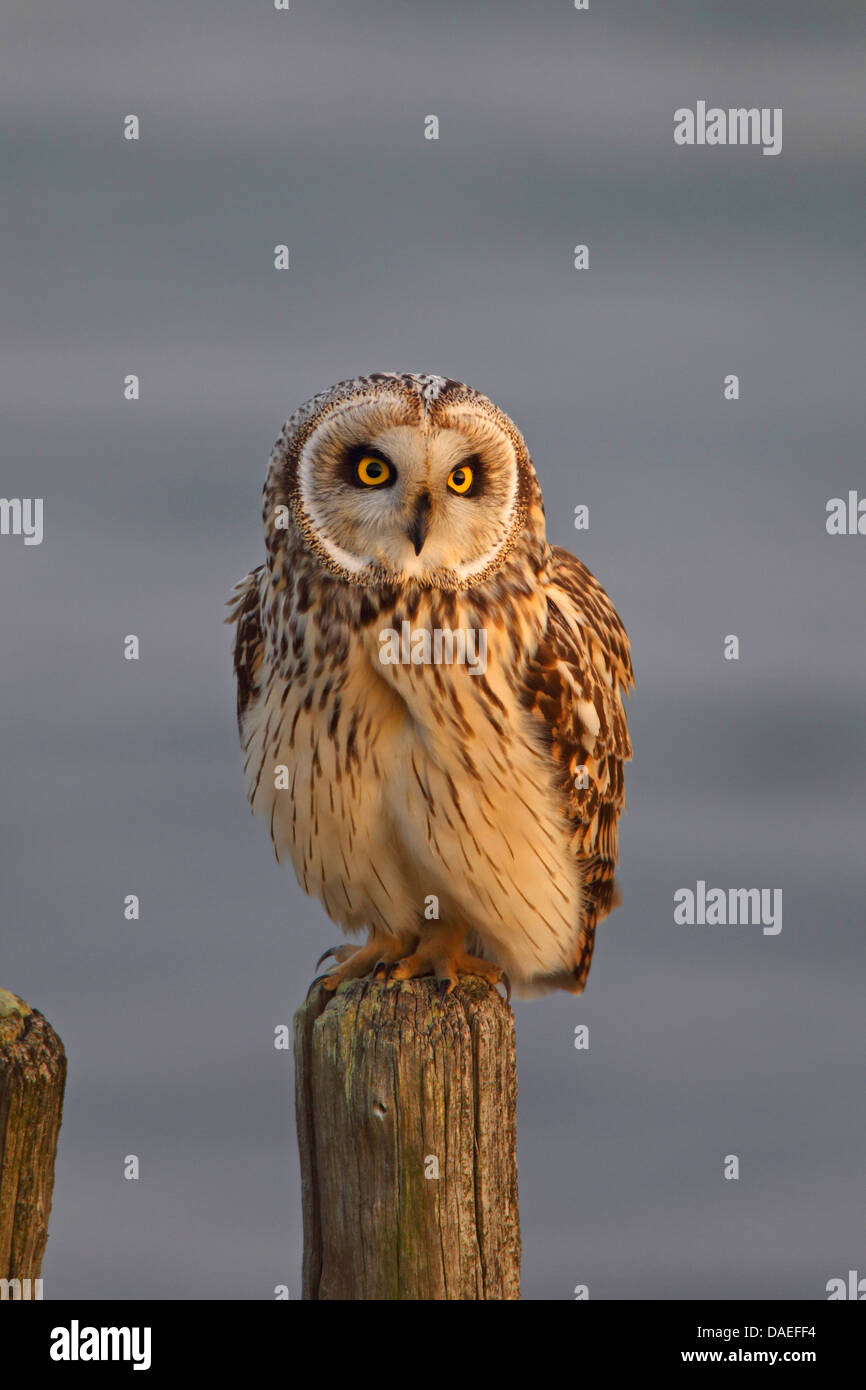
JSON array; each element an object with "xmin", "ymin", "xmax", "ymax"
[
  {"xmin": 228, "ymin": 373, "xmax": 633, "ymax": 995},
  {"xmin": 523, "ymin": 546, "xmax": 634, "ymax": 986},
  {"xmin": 227, "ymin": 567, "xmax": 266, "ymax": 723}
]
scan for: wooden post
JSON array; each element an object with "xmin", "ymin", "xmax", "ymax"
[
  {"xmin": 0, "ymin": 989, "xmax": 66, "ymax": 1294},
  {"xmin": 294, "ymin": 976, "xmax": 520, "ymax": 1300}
]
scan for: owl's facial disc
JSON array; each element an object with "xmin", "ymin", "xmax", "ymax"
[{"xmin": 295, "ymin": 399, "xmax": 520, "ymax": 586}]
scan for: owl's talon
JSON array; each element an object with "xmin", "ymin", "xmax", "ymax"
[
  {"xmin": 305, "ymin": 973, "xmax": 332, "ymax": 1002},
  {"xmin": 499, "ymin": 972, "xmax": 512, "ymax": 1004},
  {"xmin": 437, "ymin": 977, "xmax": 453, "ymax": 1003},
  {"xmin": 306, "ymin": 933, "xmax": 418, "ymax": 996}
]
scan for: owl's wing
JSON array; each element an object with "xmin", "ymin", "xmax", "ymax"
[
  {"xmin": 523, "ymin": 545, "xmax": 634, "ymax": 990},
  {"xmin": 226, "ymin": 566, "xmax": 266, "ymax": 729}
]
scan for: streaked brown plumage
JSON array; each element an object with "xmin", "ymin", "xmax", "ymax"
[{"xmin": 228, "ymin": 373, "xmax": 633, "ymax": 996}]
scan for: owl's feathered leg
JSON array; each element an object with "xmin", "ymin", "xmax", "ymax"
[
  {"xmin": 311, "ymin": 930, "xmax": 418, "ymax": 995},
  {"xmin": 389, "ymin": 924, "xmax": 510, "ymax": 1001}
]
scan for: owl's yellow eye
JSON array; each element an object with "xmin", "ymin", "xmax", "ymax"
[
  {"xmin": 355, "ymin": 455, "xmax": 391, "ymax": 486},
  {"xmin": 447, "ymin": 464, "xmax": 474, "ymax": 494}
]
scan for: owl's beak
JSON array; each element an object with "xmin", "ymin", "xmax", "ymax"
[{"xmin": 407, "ymin": 492, "xmax": 431, "ymax": 555}]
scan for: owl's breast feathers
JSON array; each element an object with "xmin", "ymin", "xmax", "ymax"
[{"xmin": 227, "ymin": 542, "xmax": 633, "ymax": 993}]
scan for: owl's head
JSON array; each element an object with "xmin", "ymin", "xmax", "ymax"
[{"xmin": 263, "ymin": 373, "xmax": 546, "ymax": 590}]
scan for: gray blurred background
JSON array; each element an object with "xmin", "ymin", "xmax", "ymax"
[{"xmin": 1, "ymin": 0, "xmax": 864, "ymax": 1300}]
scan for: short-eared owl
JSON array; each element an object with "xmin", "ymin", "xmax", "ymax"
[{"xmin": 228, "ymin": 373, "xmax": 633, "ymax": 997}]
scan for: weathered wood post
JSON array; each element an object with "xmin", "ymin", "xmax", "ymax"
[
  {"xmin": 294, "ymin": 976, "xmax": 520, "ymax": 1299},
  {"xmin": 0, "ymin": 989, "xmax": 66, "ymax": 1296}
]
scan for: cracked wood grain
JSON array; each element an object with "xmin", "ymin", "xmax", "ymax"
[
  {"xmin": 294, "ymin": 977, "xmax": 519, "ymax": 1300},
  {"xmin": 0, "ymin": 990, "xmax": 66, "ymax": 1287}
]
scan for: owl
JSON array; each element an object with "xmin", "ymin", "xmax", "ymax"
[{"xmin": 228, "ymin": 373, "xmax": 633, "ymax": 998}]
